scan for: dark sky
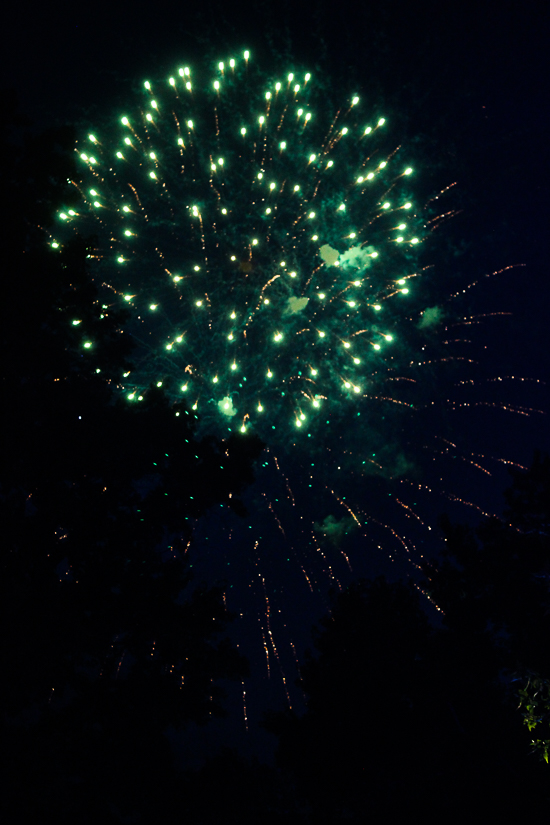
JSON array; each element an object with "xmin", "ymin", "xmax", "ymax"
[
  {"xmin": 5, "ymin": 0, "xmax": 546, "ymax": 511},
  {"xmin": 4, "ymin": 0, "xmax": 548, "ymax": 383},
  {"xmin": 4, "ymin": 0, "xmax": 548, "ymax": 762}
]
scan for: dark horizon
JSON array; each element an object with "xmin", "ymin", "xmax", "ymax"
[{"xmin": 2, "ymin": 1, "xmax": 549, "ymax": 818}]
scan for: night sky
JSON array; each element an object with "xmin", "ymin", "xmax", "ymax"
[
  {"xmin": 3, "ymin": 0, "xmax": 549, "ymax": 770},
  {"xmin": 5, "ymin": 0, "xmax": 547, "ymax": 400}
]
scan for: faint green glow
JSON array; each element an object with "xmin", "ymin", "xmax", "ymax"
[{"xmin": 52, "ymin": 51, "xmax": 424, "ymax": 435}]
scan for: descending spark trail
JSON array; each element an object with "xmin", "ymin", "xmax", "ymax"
[{"xmin": 48, "ymin": 50, "xmax": 544, "ymax": 712}]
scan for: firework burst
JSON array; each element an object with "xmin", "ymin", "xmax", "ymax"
[{"xmin": 49, "ymin": 50, "xmax": 543, "ymax": 713}]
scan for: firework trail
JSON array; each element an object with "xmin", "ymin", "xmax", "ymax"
[{"xmin": 49, "ymin": 50, "xmax": 544, "ymax": 711}]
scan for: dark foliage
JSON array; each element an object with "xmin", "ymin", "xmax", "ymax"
[
  {"xmin": 264, "ymin": 457, "xmax": 550, "ymax": 821},
  {"xmin": 1, "ymin": 98, "xmax": 264, "ymax": 823},
  {"xmin": 2, "ymin": 82, "xmax": 548, "ymax": 825}
]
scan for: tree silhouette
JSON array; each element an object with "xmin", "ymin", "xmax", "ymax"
[
  {"xmin": 265, "ymin": 461, "xmax": 550, "ymax": 821},
  {"xmin": 264, "ymin": 578, "xmax": 436, "ymax": 820},
  {"xmin": 421, "ymin": 451, "xmax": 550, "ymax": 765},
  {"xmin": 1, "ymin": 96, "xmax": 263, "ymax": 823}
]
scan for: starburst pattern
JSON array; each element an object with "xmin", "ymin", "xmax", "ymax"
[{"xmin": 48, "ymin": 50, "xmax": 543, "ymax": 713}]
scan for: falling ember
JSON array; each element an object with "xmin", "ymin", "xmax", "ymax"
[{"xmin": 47, "ymin": 50, "xmax": 545, "ymax": 714}]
